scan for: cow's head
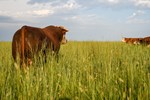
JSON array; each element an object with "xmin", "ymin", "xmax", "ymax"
[
  {"xmin": 58, "ymin": 26, "xmax": 69, "ymax": 44},
  {"xmin": 122, "ymin": 37, "xmax": 128, "ymax": 43}
]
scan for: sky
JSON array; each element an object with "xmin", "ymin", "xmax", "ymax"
[{"xmin": 0, "ymin": 0, "xmax": 150, "ymax": 41}]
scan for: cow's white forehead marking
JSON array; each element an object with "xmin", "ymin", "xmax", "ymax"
[
  {"xmin": 61, "ymin": 35, "xmax": 67, "ymax": 44},
  {"xmin": 122, "ymin": 38, "xmax": 126, "ymax": 42},
  {"xmin": 55, "ymin": 26, "xmax": 69, "ymax": 32}
]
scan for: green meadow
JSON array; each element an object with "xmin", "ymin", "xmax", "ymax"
[{"xmin": 0, "ymin": 41, "xmax": 149, "ymax": 100}]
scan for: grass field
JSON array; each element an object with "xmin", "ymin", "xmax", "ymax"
[{"xmin": 0, "ymin": 41, "xmax": 150, "ymax": 100}]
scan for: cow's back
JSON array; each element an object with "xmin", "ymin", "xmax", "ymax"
[
  {"xmin": 23, "ymin": 26, "xmax": 46, "ymax": 52},
  {"xmin": 42, "ymin": 26, "xmax": 61, "ymax": 52}
]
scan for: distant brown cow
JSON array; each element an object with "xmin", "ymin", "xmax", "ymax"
[
  {"xmin": 142, "ymin": 36, "xmax": 150, "ymax": 46},
  {"xmin": 12, "ymin": 25, "xmax": 68, "ymax": 68},
  {"xmin": 122, "ymin": 37, "xmax": 143, "ymax": 45}
]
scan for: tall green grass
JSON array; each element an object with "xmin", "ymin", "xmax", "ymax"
[{"xmin": 0, "ymin": 41, "xmax": 149, "ymax": 100}]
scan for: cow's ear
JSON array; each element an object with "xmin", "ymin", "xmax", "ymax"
[{"xmin": 59, "ymin": 26, "xmax": 69, "ymax": 32}]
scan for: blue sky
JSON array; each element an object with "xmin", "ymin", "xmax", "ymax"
[{"xmin": 0, "ymin": 0, "xmax": 150, "ymax": 41}]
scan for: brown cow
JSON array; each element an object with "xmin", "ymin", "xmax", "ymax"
[
  {"xmin": 122, "ymin": 37, "xmax": 143, "ymax": 45},
  {"xmin": 122, "ymin": 36, "xmax": 150, "ymax": 47},
  {"xmin": 142, "ymin": 36, "xmax": 150, "ymax": 45},
  {"xmin": 12, "ymin": 25, "xmax": 68, "ymax": 68}
]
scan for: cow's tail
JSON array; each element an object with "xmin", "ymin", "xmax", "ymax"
[
  {"xmin": 21, "ymin": 26, "xmax": 26, "ymax": 66},
  {"xmin": 12, "ymin": 34, "xmax": 17, "ymax": 64}
]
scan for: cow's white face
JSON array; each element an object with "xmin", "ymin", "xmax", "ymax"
[
  {"xmin": 122, "ymin": 38, "xmax": 126, "ymax": 42},
  {"xmin": 58, "ymin": 26, "xmax": 68, "ymax": 44},
  {"xmin": 61, "ymin": 34, "xmax": 67, "ymax": 44}
]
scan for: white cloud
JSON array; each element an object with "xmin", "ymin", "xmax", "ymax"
[
  {"xmin": 27, "ymin": 9, "xmax": 54, "ymax": 17},
  {"xmin": 96, "ymin": 0, "xmax": 150, "ymax": 8},
  {"xmin": 107, "ymin": 0, "xmax": 120, "ymax": 4},
  {"xmin": 64, "ymin": 14, "xmax": 102, "ymax": 25},
  {"xmin": 0, "ymin": 10, "xmax": 23, "ymax": 20},
  {"xmin": 97, "ymin": 0, "xmax": 120, "ymax": 5},
  {"xmin": 0, "ymin": 9, "xmax": 54, "ymax": 18},
  {"xmin": 63, "ymin": 0, "xmax": 81, "ymax": 10},
  {"xmin": 0, "ymin": 0, "xmax": 81, "ymax": 19},
  {"xmin": 0, "ymin": 10, "xmax": 10, "ymax": 16},
  {"xmin": 128, "ymin": 10, "xmax": 145, "ymax": 19},
  {"xmin": 49, "ymin": 0, "xmax": 81, "ymax": 13},
  {"xmin": 26, "ymin": 0, "xmax": 81, "ymax": 16},
  {"xmin": 27, "ymin": 0, "xmax": 81, "ymax": 11},
  {"xmin": 132, "ymin": 0, "xmax": 150, "ymax": 8},
  {"xmin": 127, "ymin": 10, "xmax": 150, "ymax": 24}
]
